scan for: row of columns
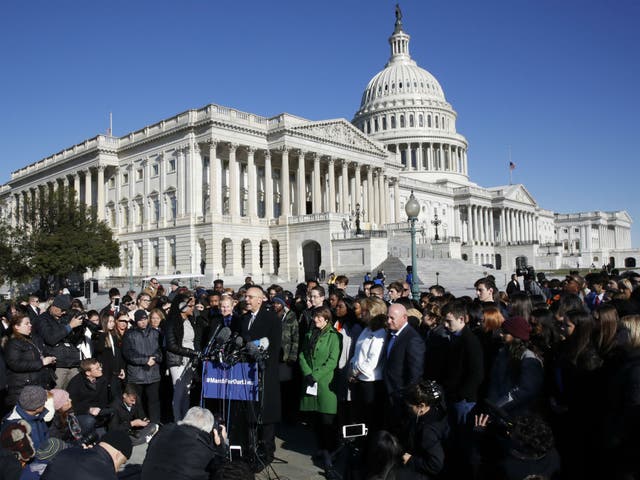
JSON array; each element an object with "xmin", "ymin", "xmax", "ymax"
[
  {"xmin": 390, "ymin": 142, "xmax": 468, "ymax": 175},
  {"xmin": 207, "ymin": 141, "xmax": 400, "ymax": 227},
  {"xmin": 12, "ymin": 166, "xmax": 105, "ymax": 226},
  {"xmin": 458, "ymin": 205, "xmax": 538, "ymax": 244}
]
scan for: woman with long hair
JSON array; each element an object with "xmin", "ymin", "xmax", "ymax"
[
  {"xmin": 334, "ymin": 297, "xmax": 363, "ymax": 425},
  {"xmin": 114, "ymin": 311, "xmax": 130, "ymax": 347},
  {"xmin": 299, "ymin": 306, "xmax": 341, "ymax": 472},
  {"xmin": 3, "ymin": 313, "xmax": 56, "ymax": 406},
  {"xmin": 475, "ymin": 305, "xmax": 505, "ymax": 399},
  {"xmin": 365, "ymin": 430, "xmax": 418, "ymax": 480},
  {"xmin": 165, "ymin": 293, "xmax": 203, "ymax": 421},
  {"xmin": 93, "ymin": 312, "xmax": 126, "ymax": 401},
  {"xmin": 593, "ymin": 303, "xmax": 622, "ymax": 359},
  {"xmin": 350, "ymin": 297, "xmax": 388, "ymax": 433},
  {"xmin": 487, "ymin": 316, "xmax": 544, "ymax": 416}
]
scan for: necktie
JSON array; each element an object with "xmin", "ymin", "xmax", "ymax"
[
  {"xmin": 387, "ymin": 333, "xmax": 397, "ymax": 358},
  {"xmin": 248, "ymin": 313, "xmax": 256, "ymax": 330},
  {"xmin": 224, "ymin": 316, "xmax": 231, "ymax": 327}
]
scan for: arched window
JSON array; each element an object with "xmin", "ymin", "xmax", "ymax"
[
  {"xmin": 367, "ymin": 121, "xmax": 371, "ymax": 134},
  {"xmin": 400, "ymin": 115, "xmax": 405, "ymax": 128},
  {"xmin": 419, "ymin": 114, "xmax": 424, "ymax": 127},
  {"xmin": 435, "ymin": 116, "xmax": 439, "ymax": 128},
  {"xmin": 409, "ymin": 114, "xmax": 414, "ymax": 127},
  {"xmin": 391, "ymin": 116, "xmax": 396, "ymax": 129},
  {"xmin": 382, "ymin": 117, "xmax": 387, "ymax": 130},
  {"xmin": 374, "ymin": 118, "xmax": 379, "ymax": 132},
  {"xmin": 427, "ymin": 115, "xmax": 431, "ymax": 127}
]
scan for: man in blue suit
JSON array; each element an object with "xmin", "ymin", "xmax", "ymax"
[{"xmin": 383, "ymin": 303, "xmax": 425, "ymax": 432}]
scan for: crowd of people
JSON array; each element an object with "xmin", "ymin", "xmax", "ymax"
[{"xmin": 0, "ymin": 268, "xmax": 639, "ymax": 480}]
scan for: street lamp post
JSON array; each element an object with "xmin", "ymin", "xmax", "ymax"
[
  {"xmin": 353, "ymin": 203, "xmax": 363, "ymax": 235},
  {"xmin": 431, "ymin": 212, "xmax": 442, "ymax": 241},
  {"xmin": 405, "ymin": 190, "xmax": 421, "ymax": 299}
]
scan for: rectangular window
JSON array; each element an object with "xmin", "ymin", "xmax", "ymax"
[
  {"xmin": 168, "ymin": 159, "xmax": 176, "ymax": 172},
  {"xmin": 152, "ymin": 164, "xmax": 159, "ymax": 176},
  {"xmin": 136, "ymin": 169, "xmax": 143, "ymax": 181},
  {"xmin": 122, "ymin": 173, "xmax": 129, "ymax": 185},
  {"xmin": 108, "ymin": 177, "xmax": 115, "ymax": 188}
]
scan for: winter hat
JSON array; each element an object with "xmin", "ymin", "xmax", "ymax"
[
  {"xmin": 18, "ymin": 386, "xmax": 47, "ymax": 411},
  {"xmin": 49, "ymin": 389, "xmax": 70, "ymax": 411},
  {"xmin": 52, "ymin": 294, "xmax": 72, "ymax": 310},
  {"xmin": 0, "ymin": 420, "xmax": 35, "ymax": 462},
  {"xmin": 502, "ymin": 316, "xmax": 531, "ymax": 341},
  {"xmin": 35, "ymin": 438, "xmax": 67, "ymax": 461},
  {"xmin": 272, "ymin": 295, "xmax": 287, "ymax": 307},
  {"xmin": 101, "ymin": 429, "xmax": 133, "ymax": 459},
  {"xmin": 134, "ymin": 310, "xmax": 148, "ymax": 323}
]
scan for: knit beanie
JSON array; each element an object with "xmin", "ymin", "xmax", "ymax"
[
  {"xmin": 18, "ymin": 386, "xmax": 47, "ymax": 411},
  {"xmin": 502, "ymin": 316, "xmax": 531, "ymax": 341},
  {"xmin": 49, "ymin": 389, "xmax": 70, "ymax": 411}
]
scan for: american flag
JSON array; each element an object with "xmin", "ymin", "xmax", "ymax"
[{"xmin": 509, "ymin": 161, "xmax": 516, "ymax": 170}]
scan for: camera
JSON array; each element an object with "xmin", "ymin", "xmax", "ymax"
[{"xmin": 80, "ymin": 431, "xmax": 99, "ymax": 447}]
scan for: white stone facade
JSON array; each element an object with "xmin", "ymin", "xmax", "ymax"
[{"xmin": 1, "ymin": 10, "xmax": 637, "ymax": 284}]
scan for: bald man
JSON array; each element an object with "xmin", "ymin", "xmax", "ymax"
[{"xmin": 383, "ymin": 304, "xmax": 425, "ymax": 430}]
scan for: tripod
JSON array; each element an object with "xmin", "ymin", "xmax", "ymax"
[{"xmin": 327, "ymin": 436, "xmax": 365, "ymax": 480}]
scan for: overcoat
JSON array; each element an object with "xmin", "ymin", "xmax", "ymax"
[{"xmin": 299, "ymin": 325, "xmax": 341, "ymax": 414}]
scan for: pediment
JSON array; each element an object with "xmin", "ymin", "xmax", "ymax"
[
  {"xmin": 492, "ymin": 184, "xmax": 538, "ymax": 207},
  {"xmin": 289, "ymin": 119, "xmax": 387, "ymax": 155}
]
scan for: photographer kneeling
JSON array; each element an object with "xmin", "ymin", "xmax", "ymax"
[
  {"xmin": 141, "ymin": 406, "xmax": 228, "ymax": 480},
  {"xmin": 400, "ymin": 381, "xmax": 449, "ymax": 479}
]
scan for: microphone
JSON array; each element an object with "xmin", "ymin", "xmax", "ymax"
[{"xmin": 215, "ymin": 327, "xmax": 232, "ymax": 347}]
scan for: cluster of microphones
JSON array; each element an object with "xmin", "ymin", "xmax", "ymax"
[{"xmin": 200, "ymin": 326, "xmax": 270, "ymax": 366}]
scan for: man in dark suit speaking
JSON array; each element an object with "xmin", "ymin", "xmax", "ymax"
[
  {"xmin": 241, "ymin": 286, "xmax": 282, "ymax": 469},
  {"xmin": 383, "ymin": 303, "xmax": 425, "ymax": 430}
]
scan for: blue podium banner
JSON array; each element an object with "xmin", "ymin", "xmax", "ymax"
[{"xmin": 202, "ymin": 361, "xmax": 259, "ymax": 401}]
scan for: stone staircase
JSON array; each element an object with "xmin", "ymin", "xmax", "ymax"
[{"xmin": 346, "ymin": 255, "xmax": 507, "ymax": 297}]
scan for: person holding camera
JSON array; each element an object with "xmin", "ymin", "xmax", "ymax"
[
  {"xmin": 141, "ymin": 406, "xmax": 228, "ymax": 480},
  {"xmin": 400, "ymin": 381, "xmax": 449, "ymax": 480},
  {"xmin": 32, "ymin": 294, "xmax": 84, "ymax": 389},
  {"xmin": 121, "ymin": 310, "xmax": 163, "ymax": 423}
]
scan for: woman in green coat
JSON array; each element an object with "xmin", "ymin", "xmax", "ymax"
[{"xmin": 299, "ymin": 306, "xmax": 341, "ymax": 470}]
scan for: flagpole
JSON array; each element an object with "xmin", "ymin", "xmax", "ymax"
[{"xmin": 508, "ymin": 145, "xmax": 512, "ymax": 185}]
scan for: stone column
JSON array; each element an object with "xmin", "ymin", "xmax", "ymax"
[
  {"xmin": 297, "ymin": 150, "xmax": 306, "ymax": 215},
  {"xmin": 466, "ymin": 207, "xmax": 472, "ymax": 243},
  {"xmin": 73, "ymin": 172, "xmax": 80, "ymax": 202},
  {"xmin": 209, "ymin": 140, "xmax": 220, "ymax": 216},
  {"xmin": 341, "ymin": 160, "xmax": 349, "ymax": 214},
  {"xmin": 376, "ymin": 169, "xmax": 384, "ymax": 226},
  {"xmin": 312, "ymin": 153, "xmax": 321, "ymax": 213},
  {"xmin": 247, "ymin": 147, "xmax": 257, "ymax": 218},
  {"xmin": 416, "ymin": 143, "xmax": 423, "ymax": 171},
  {"xmin": 393, "ymin": 178, "xmax": 400, "ymax": 223},
  {"xmin": 383, "ymin": 176, "xmax": 390, "ymax": 225},
  {"xmin": 264, "ymin": 150, "xmax": 273, "ymax": 219},
  {"xmin": 354, "ymin": 163, "xmax": 362, "ymax": 212},
  {"xmin": 84, "ymin": 169, "xmax": 92, "ymax": 208},
  {"xmin": 489, "ymin": 209, "xmax": 495, "ymax": 243},
  {"xmin": 366, "ymin": 166, "xmax": 374, "ymax": 223},
  {"xmin": 97, "ymin": 165, "xmax": 105, "ymax": 221},
  {"xmin": 328, "ymin": 157, "xmax": 336, "ymax": 213},
  {"xmin": 228, "ymin": 144, "xmax": 240, "ymax": 217},
  {"xmin": 280, "ymin": 147, "xmax": 290, "ymax": 218}
]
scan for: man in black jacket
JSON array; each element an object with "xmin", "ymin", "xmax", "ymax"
[
  {"xmin": 33, "ymin": 294, "xmax": 83, "ymax": 389},
  {"xmin": 241, "ymin": 286, "xmax": 282, "ymax": 468},
  {"xmin": 67, "ymin": 358, "xmax": 112, "ymax": 436}
]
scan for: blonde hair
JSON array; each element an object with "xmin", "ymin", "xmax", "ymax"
[{"xmin": 622, "ymin": 314, "xmax": 640, "ymax": 348}]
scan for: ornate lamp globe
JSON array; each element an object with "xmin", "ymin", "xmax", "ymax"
[{"xmin": 405, "ymin": 191, "xmax": 420, "ymax": 219}]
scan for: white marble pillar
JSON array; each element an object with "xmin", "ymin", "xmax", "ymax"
[
  {"xmin": 341, "ymin": 160, "xmax": 349, "ymax": 214},
  {"xmin": 328, "ymin": 157, "xmax": 336, "ymax": 213},
  {"xmin": 393, "ymin": 179, "xmax": 400, "ymax": 223},
  {"xmin": 489, "ymin": 209, "xmax": 495, "ymax": 243},
  {"xmin": 280, "ymin": 148, "xmax": 290, "ymax": 218},
  {"xmin": 264, "ymin": 150, "xmax": 273, "ymax": 219},
  {"xmin": 228, "ymin": 144, "xmax": 240, "ymax": 217},
  {"xmin": 466, "ymin": 207, "xmax": 472, "ymax": 243},
  {"xmin": 84, "ymin": 169, "xmax": 92, "ymax": 208},
  {"xmin": 297, "ymin": 151, "xmax": 306, "ymax": 215},
  {"xmin": 209, "ymin": 140, "xmax": 220, "ymax": 216},
  {"xmin": 176, "ymin": 149, "xmax": 185, "ymax": 216},
  {"xmin": 312, "ymin": 153, "xmax": 321, "ymax": 213},
  {"xmin": 247, "ymin": 147, "xmax": 257, "ymax": 218},
  {"xmin": 97, "ymin": 166, "xmax": 105, "ymax": 221},
  {"xmin": 354, "ymin": 163, "xmax": 362, "ymax": 212},
  {"xmin": 383, "ymin": 176, "xmax": 390, "ymax": 225},
  {"xmin": 366, "ymin": 166, "xmax": 374, "ymax": 223},
  {"xmin": 73, "ymin": 172, "xmax": 80, "ymax": 202},
  {"xmin": 377, "ymin": 169, "xmax": 384, "ymax": 226}
]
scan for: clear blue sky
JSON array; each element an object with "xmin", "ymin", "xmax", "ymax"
[{"xmin": 1, "ymin": 0, "xmax": 639, "ymax": 246}]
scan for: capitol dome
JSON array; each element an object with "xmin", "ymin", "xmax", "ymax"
[{"xmin": 352, "ymin": 7, "xmax": 470, "ymax": 185}]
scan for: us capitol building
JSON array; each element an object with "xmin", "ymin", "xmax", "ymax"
[{"xmin": 1, "ymin": 10, "xmax": 638, "ymax": 285}]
